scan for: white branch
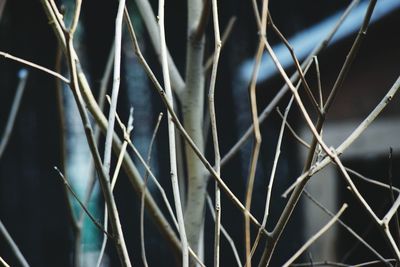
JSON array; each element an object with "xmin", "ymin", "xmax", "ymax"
[{"xmin": 158, "ymin": 0, "xmax": 189, "ymax": 266}]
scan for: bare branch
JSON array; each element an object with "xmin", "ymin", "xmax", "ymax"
[
  {"xmin": 132, "ymin": 0, "xmax": 185, "ymax": 94},
  {"xmin": 276, "ymin": 108, "xmax": 310, "ymax": 149},
  {"xmin": 103, "ymin": 0, "xmax": 126, "ymax": 178},
  {"xmin": 0, "ymin": 70, "xmax": 28, "ymax": 160},
  {"xmin": 158, "ymin": 0, "xmax": 189, "ymax": 265},
  {"xmin": 250, "ymin": 97, "xmax": 294, "ymax": 260},
  {"xmin": 245, "ymin": 1, "xmax": 269, "ymax": 265},
  {"xmin": 124, "ymin": 0, "xmax": 269, "ymax": 236},
  {"xmin": 140, "ymin": 113, "xmax": 163, "ymax": 267},
  {"xmin": 69, "ymin": 0, "xmax": 82, "ymax": 35},
  {"xmin": 0, "ymin": 220, "xmax": 29, "ymax": 267},
  {"xmin": 219, "ymin": 0, "xmax": 360, "ymax": 168},
  {"xmin": 282, "ymin": 204, "xmax": 348, "ymax": 267},
  {"xmin": 0, "ymin": 52, "xmax": 69, "ymax": 83},
  {"xmin": 304, "ymin": 190, "xmax": 389, "ymax": 264},
  {"xmin": 41, "ymin": 1, "xmax": 181, "ymax": 256},
  {"xmin": 208, "ymin": 0, "xmax": 223, "ymax": 265},
  {"xmin": 324, "ymin": 0, "xmax": 377, "ymax": 111},
  {"xmin": 268, "ymin": 14, "xmax": 320, "ymax": 113},
  {"xmin": 206, "ymin": 196, "xmax": 242, "ymax": 267},
  {"xmin": 54, "ymin": 167, "xmax": 111, "ymax": 238},
  {"xmin": 65, "ymin": 28, "xmax": 132, "ymax": 266},
  {"xmin": 204, "ymin": 16, "xmax": 237, "ymax": 72}
]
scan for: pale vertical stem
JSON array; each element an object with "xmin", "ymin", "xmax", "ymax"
[
  {"xmin": 250, "ymin": 97, "xmax": 294, "ymax": 260},
  {"xmin": 184, "ymin": 0, "xmax": 207, "ymax": 258},
  {"xmin": 97, "ymin": 2, "xmax": 125, "ymax": 265},
  {"xmin": 245, "ymin": 1, "xmax": 269, "ymax": 266},
  {"xmin": 208, "ymin": 0, "xmax": 222, "ymax": 265},
  {"xmin": 133, "ymin": 0, "xmax": 185, "ymax": 93},
  {"xmin": 69, "ymin": 0, "xmax": 81, "ymax": 35},
  {"xmin": 140, "ymin": 113, "xmax": 163, "ymax": 267},
  {"xmin": 158, "ymin": 0, "xmax": 189, "ymax": 266},
  {"xmin": 0, "ymin": 69, "xmax": 28, "ymax": 160},
  {"xmin": 103, "ymin": 0, "xmax": 125, "ymax": 174}
]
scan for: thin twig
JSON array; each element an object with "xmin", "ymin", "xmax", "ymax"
[
  {"xmin": 55, "ymin": 44, "xmax": 79, "ymax": 234},
  {"xmin": 303, "ymin": 190, "xmax": 390, "ymax": 264},
  {"xmin": 80, "ymin": 43, "xmax": 115, "ymax": 226},
  {"xmin": 276, "ymin": 108, "xmax": 310, "ymax": 149},
  {"xmin": 54, "ymin": 167, "xmax": 111, "ymax": 238},
  {"xmin": 324, "ymin": 0, "xmax": 377, "ymax": 112},
  {"xmin": 206, "ymin": 196, "xmax": 242, "ymax": 267},
  {"xmin": 387, "ymin": 148, "xmax": 400, "ymax": 246},
  {"xmin": 42, "ymin": 1, "xmax": 181, "ymax": 256},
  {"xmin": 245, "ymin": 1, "xmax": 269, "ymax": 265},
  {"xmin": 259, "ymin": 1, "xmax": 379, "ymax": 263},
  {"xmin": 249, "ymin": 97, "xmax": 294, "ymax": 262},
  {"xmin": 278, "ymin": 76, "xmax": 400, "ymax": 265},
  {"xmin": 204, "ymin": 16, "xmax": 237, "ymax": 72},
  {"xmin": 282, "ymin": 204, "xmax": 348, "ymax": 267},
  {"xmin": 313, "ymin": 56, "xmax": 323, "ymax": 108},
  {"xmin": 131, "ymin": 0, "xmax": 185, "ymax": 94},
  {"xmin": 124, "ymin": 131, "xmax": 206, "ymax": 267},
  {"xmin": 0, "ymin": 52, "xmax": 69, "ymax": 83},
  {"xmin": 126, "ymin": 139, "xmax": 179, "ymax": 229},
  {"xmin": 268, "ymin": 14, "xmax": 320, "ymax": 113},
  {"xmin": 111, "ymin": 106, "xmax": 134, "ymax": 189},
  {"xmin": 65, "ymin": 29, "xmax": 132, "ymax": 266},
  {"xmin": 123, "ymin": 2, "xmax": 267, "ymax": 236},
  {"xmin": 85, "ymin": 45, "xmax": 115, "ymax": 267},
  {"xmin": 97, "ymin": 2, "xmax": 127, "ymax": 262},
  {"xmin": 98, "ymin": 44, "xmax": 115, "ymax": 115},
  {"xmin": 100, "ymin": 103, "xmax": 207, "ymax": 265},
  {"xmin": 96, "ymin": 106, "xmax": 134, "ymax": 267},
  {"xmin": 219, "ymin": 0, "xmax": 360, "ymax": 169},
  {"xmin": 333, "ymin": 150, "xmax": 400, "ymax": 259},
  {"xmin": 208, "ymin": 0, "xmax": 222, "ymax": 265},
  {"xmin": 103, "ymin": 0, "xmax": 125, "ymax": 177},
  {"xmin": 140, "ymin": 113, "xmax": 163, "ymax": 267},
  {"xmin": 158, "ymin": 0, "xmax": 189, "ymax": 265},
  {"xmin": 0, "ymin": 220, "xmax": 30, "ymax": 267},
  {"xmin": 346, "ymin": 167, "xmax": 400, "ymax": 193},
  {"xmin": 0, "ymin": 69, "xmax": 29, "ymax": 160}
]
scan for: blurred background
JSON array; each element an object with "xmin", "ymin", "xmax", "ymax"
[{"xmin": 1, "ymin": 0, "xmax": 400, "ymax": 266}]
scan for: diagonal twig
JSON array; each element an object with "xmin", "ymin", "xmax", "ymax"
[
  {"xmin": 0, "ymin": 69, "xmax": 29, "ymax": 160},
  {"xmin": 0, "ymin": 220, "xmax": 29, "ymax": 267},
  {"xmin": 54, "ymin": 167, "xmax": 111, "ymax": 238},
  {"xmin": 282, "ymin": 204, "xmax": 348, "ymax": 267}
]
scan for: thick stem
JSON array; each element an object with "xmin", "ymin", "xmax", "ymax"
[{"xmin": 183, "ymin": 0, "xmax": 207, "ymax": 257}]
